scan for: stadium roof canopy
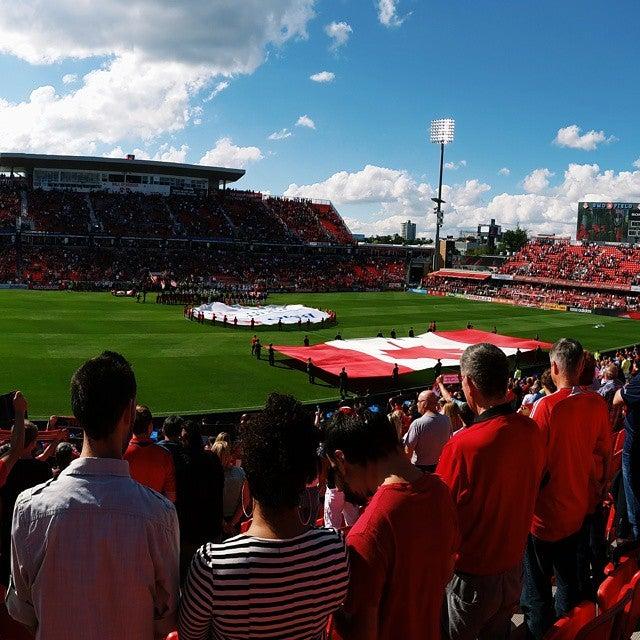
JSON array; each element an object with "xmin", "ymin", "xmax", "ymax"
[{"xmin": 0, "ymin": 152, "xmax": 245, "ymax": 184}]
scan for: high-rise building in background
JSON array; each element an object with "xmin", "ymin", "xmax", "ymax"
[{"xmin": 401, "ymin": 220, "xmax": 417, "ymax": 242}]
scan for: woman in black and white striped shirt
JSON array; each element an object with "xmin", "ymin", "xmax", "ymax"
[{"xmin": 179, "ymin": 393, "xmax": 349, "ymax": 640}]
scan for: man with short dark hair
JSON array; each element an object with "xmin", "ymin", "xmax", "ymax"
[
  {"xmin": 6, "ymin": 352, "xmax": 180, "ymax": 639},
  {"xmin": 323, "ymin": 410, "xmax": 458, "ymax": 640},
  {"xmin": 437, "ymin": 343, "xmax": 545, "ymax": 640},
  {"xmin": 124, "ymin": 404, "xmax": 176, "ymax": 502}
]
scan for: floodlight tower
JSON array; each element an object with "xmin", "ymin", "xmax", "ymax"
[{"xmin": 429, "ymin": 118, "xmax": 455, "ymax": 271}]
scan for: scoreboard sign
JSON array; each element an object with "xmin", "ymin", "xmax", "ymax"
[{"xmin": 577, "ymin": 202, "xmax": 640, "ymax": 243}]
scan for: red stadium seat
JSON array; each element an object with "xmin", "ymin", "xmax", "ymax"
[
  {"xmin": 543, "ymin": 602, "xmax": 596, "ymax": 640},
  {"xmin": 575, "ymin": 592, "xmax": 630, "ymax": 640},
  {"xmin": 619, "ymin": 571, "xmax": 640, "ymax": 639}
]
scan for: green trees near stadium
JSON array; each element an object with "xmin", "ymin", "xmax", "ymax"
[{"xmin": 500, "ymin": 228, "xmax": 528, "ymax": 254}]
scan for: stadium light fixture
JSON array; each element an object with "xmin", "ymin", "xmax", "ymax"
[{"xmin": 429, "ymin": 118, "xmax": 455, "ymax": 271}]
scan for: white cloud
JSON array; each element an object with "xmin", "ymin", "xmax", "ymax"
[
  {"xmin": 0, "ymin": 0, "xmax": 316, "ymax": 67},
  {"xmin": 106, "ymin": 143, "xmax": 190, "ymax": 163},
  {"xmin": 296, "ymin": 114, "xmax": 316, "ymax": 129},
  {"xmin": 377, "ymin": 0, "xmax": 408, "ymax": 27},
  {"xmin": 62, "ymin": 73, "xmax": 77, "ymax": 85},
  {"xmin": 634, "ymin": 158, "xmax": 640, "ymax": 169},
  {"xmin": 285, "ymin": 162, "xmax": 640, "ymax": 239},
  {"xmin": 325, "ymin": 21, "xmax": 352, "ymax": 51},
  {"xmin": 268, "ymin": 128, "xmax": 293, "ymax": 140},
  {"xmin": 0, "ymin": 54, "xmax": 210, "ymax": 154},
  {"xmin": 523, "ymin": 168, "xmax": 554, "ymax": 194},
  {"xmin": 204, "ymin": 81, "xmax": 229, "ymax": 102},
  {"xmin": 444, "ymin": 160, "xmax": 467, "ymax": 170},
  {"xmin": 199, "ymin": 137, "xmax": 263, "ymax": 169},
  {"xmin": 498, "ymin": 167, "xmax": 511, "ymax": 176},
  {"xmin": 554, "ymin": 124, "xmax": 616, "ymax": 151},
  {"xmin": 0, "ymin": 0, "xmax": 316, "ymax": 154},
  {"xmin": 310, "ymin": 71, "xmax": 335, "ymax": 83}
]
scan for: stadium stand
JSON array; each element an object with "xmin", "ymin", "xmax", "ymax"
[
  {"xmin": 0, "ymin": 182, "xmax": 21, "ymax": 232},
  {"xmin": 499, "ymin": 240, "xmax": 640, "ymax": 288},
  {"xmin": 0, "ymin": 175, "xmax": 421, "ymax": 292},
  {"xmin": 24, "ymin": 189, "xmax": 91, "ymax": 235}
]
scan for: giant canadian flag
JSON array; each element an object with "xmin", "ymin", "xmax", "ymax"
[{"xmin": 276, "ymin": 329, "xmax": 551, "ymax": 379}]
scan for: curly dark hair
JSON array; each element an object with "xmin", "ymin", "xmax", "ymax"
[{"xmin": 240, "ymin": 393, "xmax": 318, "ymax": 510}]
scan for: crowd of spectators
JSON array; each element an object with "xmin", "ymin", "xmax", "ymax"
[
  {"xmin": 91, "ymin": 192, "xmax": 175, "ymax": 238},
  {"xmin": 8, "ymin": 244, "xmax": 407, "ymax": 292},
  {"xmin": 2, "ymin": 337, "xmax": 640, "ymax": 639},
  {"xmin": 500, "ymin": 240, "xmax": 640, "ymax": 287},
  {"xmin": 25, "ymin": 189, "xmax": 91, "ymax": 235},
  {"xmin": 0, "ymin": 182, "xmax": 21, "ymax": 232},
  {"xmin": 0, "ymin": 180, "xmax": 355, "ymax": 247},
  {"xmin": 425, "ymin": 275, "xmax": 640, "ymax": 311}
]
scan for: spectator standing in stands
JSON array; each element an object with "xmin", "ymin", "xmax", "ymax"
[
  {"xmin": 51, "ymin": 441, "xmax": 75, "ymax": 479},
  {"xmin": 522, "ymin": 339, "xmax": 609, "ymax": 639},
  {"xmin": 339, "ymin": 367, "xmax": 348, "ymax": 399},
  {"xmin": 211, "ymin": 439, "xmax": 247, "ymax": 538},
  {"xmin": 7, "ymin": 352, "xmax": 180, "ymax": 639},
  {"xmin": 614, "ymin": 368, "xmax": 640, "ymax": 543},
  {"xmin": 0, "ymin": 422, "xmax": 55, "ymax": 586},
  {"xmin": 0, "ymin": 392, "xmax": 26, "ymax": 489},
  {"xmin": 404, "ymin": 390, "xmax": 451, "ymax": 473},
  {"xmin": 179, "ymin": 421, "xmax": 224, "ymax": 580},
  {"xmin": 179, "ymin": 393, "xmax": 348, "ymax": 640},
  {"xmin": 437, "ymin": 343, "xmax": 545, "ymax": 640},
  {"xmin": 323, "ymin": 409, "xmax": 458, "ymax": 640},
  {"xmin": 124, "ymin": 404, "xmax": 176, "ymax": 502}
]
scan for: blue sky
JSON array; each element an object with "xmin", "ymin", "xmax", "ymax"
[{"xmin": 0, "ymin": 0, "xmax": 638, "ymax": 237}]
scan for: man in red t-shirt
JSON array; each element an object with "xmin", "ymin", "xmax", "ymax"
[
  {"xmin": 124, "ymin": 405, "xmax": 176, "ymax": 502},
  {"xmin": 437, "ymin": 343, "xmax": 545, "ymax": 640},
  {"xmin": 521, "ymin": 338, "xmax": 609, "ymax": 639},
  {"xmin": 322, "ymin": 409, "xmax": 458, "ymax": 640}
]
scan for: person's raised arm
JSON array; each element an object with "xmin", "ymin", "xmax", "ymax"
[
  {"xmin": 0, "ymin": 392, "xmax": 28, "ymax": 488},
  {"xmin": 436, "ymin": 376, "xmax": 454, "ymax": 403}
]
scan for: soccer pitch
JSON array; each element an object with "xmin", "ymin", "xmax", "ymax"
[{"xmin": 0, "ymin": 290, "xmax": 637, "ymax": 419}]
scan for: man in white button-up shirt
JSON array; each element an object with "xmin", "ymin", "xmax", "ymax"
[{"xmin": 6, "ymin": 351, "xmax": 180, "ymax": 640}]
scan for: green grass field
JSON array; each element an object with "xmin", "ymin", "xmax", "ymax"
[{"xmin": 0, "ymin": 290, "xmax": 637, "ymax": 419}]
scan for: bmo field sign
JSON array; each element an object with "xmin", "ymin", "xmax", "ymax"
[{"xmin": 577, "ymin": 202, "xmax": 640, "ymax": 243}]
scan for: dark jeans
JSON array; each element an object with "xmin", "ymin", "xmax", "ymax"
[
  {"xmin": 576, "ymin": 507, "xmax": 607, "ymax": 600},
  {"xmin": 622, "ymin": 422, "xmax": 640, "ymax": 540},
  {"xmin": 521, "ymin": 532, "xmax": 581, "ymax": 640}
]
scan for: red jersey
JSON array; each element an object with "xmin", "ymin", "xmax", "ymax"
[
  {"xmin": 343, "ymin": 473, "xmax": 458, "ymax": 640},
  {"xmin": 532, "ymin": 388, "xmax": 611, "ymax": 541},
  {"xmin": 530, "ymin": 387, "xmax": 572, "ymax": 447},
  {"xmin": 124, "ymin": 436, "xmax": 176, "ymax": 502},
  {"xmin": 437, "ymin": 404, "xmax": 545, "ymax": 575}
]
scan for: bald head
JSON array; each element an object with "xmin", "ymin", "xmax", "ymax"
[{"xmin": 417, "ymin": 390, "xmax": 438, "ymax": 414}]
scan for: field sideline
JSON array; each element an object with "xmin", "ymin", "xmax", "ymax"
[{"xmin": 0, "ymin": 290, "xmax": 637, "ymax": 419}]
